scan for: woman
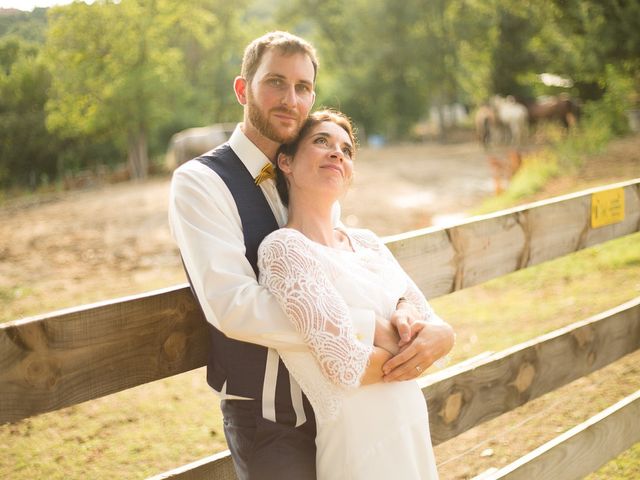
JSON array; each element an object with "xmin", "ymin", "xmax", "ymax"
[{"xmin": 257, "ymin": 109, "xmax": 445, "ymax": 479}]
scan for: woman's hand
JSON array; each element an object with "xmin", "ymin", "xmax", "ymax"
[
  {"xmin": 382, "ymin": 322, "xmax": 455, "ymax": 382},
  {"xmin": 390, "ymin": 299, "xmax": 421, "ymax": 347}
]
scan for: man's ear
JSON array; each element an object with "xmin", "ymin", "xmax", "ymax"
[
  {"xmin": 277, "ymin": 152, "xmax": 293, "ymax": 174},
  {"xmin": 234, "ymin": 76, "xmax": 248, "ymax": 105}
]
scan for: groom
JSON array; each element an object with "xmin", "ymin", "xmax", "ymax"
[{"xmin": 169, "ymin": 31, "xmax": 454, "ymax": 479}]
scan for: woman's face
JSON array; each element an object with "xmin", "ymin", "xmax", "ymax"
[{"xmin": 279, "ymin": 120, "xmax": 355, "ymax": 201}]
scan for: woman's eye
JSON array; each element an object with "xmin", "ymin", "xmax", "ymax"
[
  {"xmin": 314, "ymin": 137, "xmax": 328, "ymax": 145},
  {"xmin": 343, "ymin": 148, "xmax": 353, "ymax": 157}
]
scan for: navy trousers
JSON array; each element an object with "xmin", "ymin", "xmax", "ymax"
[{"xmin": 221, "ymin": 399, "xmax": 317, "ymax": 480}]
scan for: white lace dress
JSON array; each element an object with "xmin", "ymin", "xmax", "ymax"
[{"xmin": 258, "ymin": 227, "xmax": 440, "ymax": 480}]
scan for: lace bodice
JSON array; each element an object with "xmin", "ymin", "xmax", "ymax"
[{"xmin": 258, "ymin": 227, "xmax": 441, "ymax": 422}]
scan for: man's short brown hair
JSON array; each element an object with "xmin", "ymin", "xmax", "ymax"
[{"xmin": 241, "ymin": 31, "xmax": 319, "ymax": 85}]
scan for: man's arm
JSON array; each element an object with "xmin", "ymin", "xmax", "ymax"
[{"xmin": 169, "ymin": 161, "xmax": 307, "ymax": 350}]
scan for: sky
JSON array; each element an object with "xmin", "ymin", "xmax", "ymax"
[{"xmin": 0, "ymin": 0, "xmax": 93, "ymax": 11}]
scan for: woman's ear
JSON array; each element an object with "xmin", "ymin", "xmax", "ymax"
[{"xmin": 277, "ymin": 152, "xmax": 293, "ymax": 174}]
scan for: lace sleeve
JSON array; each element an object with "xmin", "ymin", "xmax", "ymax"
[{"xmin": 258, "ymin": 230, "xmax": 373, "ymax": 388}]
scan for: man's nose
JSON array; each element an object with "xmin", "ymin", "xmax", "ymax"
[{"xmin": 281, "ymin": 85, "xmax": 297, "ymax": 107}]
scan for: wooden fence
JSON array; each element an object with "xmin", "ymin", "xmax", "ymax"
[{"xmin": 1, "ymin": 178, "xmax": 639, "ymax": 479}]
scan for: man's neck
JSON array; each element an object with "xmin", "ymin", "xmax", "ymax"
[{"xmin": 240, "ymin": 122, "xmax": 280, "ymax": 162}]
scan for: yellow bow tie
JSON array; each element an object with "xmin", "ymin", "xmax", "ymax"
[{"xmin": 255, "ymin": 162, "xmax": 275, "ymax": 185}]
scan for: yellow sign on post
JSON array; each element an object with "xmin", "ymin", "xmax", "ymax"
[{"xmin": 591, "ymin": 188, "xmax": 625, "ymax": 228}]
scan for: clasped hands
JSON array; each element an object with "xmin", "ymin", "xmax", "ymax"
[{"xmin": 373, "ymin": 302, "xmax": 454, "ymax": 382}]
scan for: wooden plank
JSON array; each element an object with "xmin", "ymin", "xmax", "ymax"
[
  {"xmin": 147, "ymin": 450, "xmax": 236, "ymax": 480},
  {"xmin": 385, "ymin": 178, "xmax": 640, "ymax": 298},
  {"xmin": 422, "ymin": 297, "xmax": 640, "ymax": 445},
  {"xmin": 1, "ymin": 180, "xmax": 638, "ymax": 424},
  {"xmin": 482, "ymin": 389, "xmax": 640, "ymax": 480},
  {"xmin": 149, "ymin": 299, "xmax": 640, "ymax": 480},
  {"xmin": 0, "ymin": 286, "xmax": 209, "ymax": 424}
]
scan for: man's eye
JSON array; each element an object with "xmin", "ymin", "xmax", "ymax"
[
  {"xmin": 268, "ymin": 78, "xmax": 283, "ymax": 86},
  {"xmin": 296, "ymin": 84, "xmax": 311, "ymax": 93}
]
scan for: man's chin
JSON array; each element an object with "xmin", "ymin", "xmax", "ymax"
[{"xmin": 269, "ymin": 126, "xmax": 300, "ymax": 144}]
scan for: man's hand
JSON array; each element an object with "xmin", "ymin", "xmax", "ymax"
[{"xmin": 382, "ymin": 321, "xmax": 454, "ymax": 382}]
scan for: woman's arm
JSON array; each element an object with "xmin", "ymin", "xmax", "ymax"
[
  {"xmin": 258, "ymin": 230, "xmax": 378, "ymax": 388},
  {"xmin": 360, "ymin": 347, "xmax": 393, "ymax": 385}
]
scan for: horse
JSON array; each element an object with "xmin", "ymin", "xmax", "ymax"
[
  {"xmin": 525, "ymin": 94, "xmax": 580, "ymax": 130},
  {"xmin": 165, "ymin": 123, "xmax": 235, "ymax": 169},
  {"xmin": 474, "ymin": 104, "xmax": 496, "ymax": 149},
  {"xmin": 490, "ymin": 95, "xmax": 529, "ymax": 146}
]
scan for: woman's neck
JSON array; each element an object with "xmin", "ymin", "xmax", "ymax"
[{"xmin": 286, "ymin": 194, "xmax": 337, "ymax": 247}]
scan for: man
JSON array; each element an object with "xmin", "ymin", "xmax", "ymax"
[{"xmin": 169, "ymin": 31, "xmax": 454, "ymax": 479}]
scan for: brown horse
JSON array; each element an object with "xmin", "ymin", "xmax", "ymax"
[
  {"xmin": 474, "ymin": 104, "xmax": 496, "ymax": 149},
  {"xmin": 525, "ymin": 94, "xmax": 580, "ymax": 129}
]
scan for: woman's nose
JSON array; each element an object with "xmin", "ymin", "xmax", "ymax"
[{"xmin": 330, "ymin": 146, "xmax": 344, "ymax": 161}]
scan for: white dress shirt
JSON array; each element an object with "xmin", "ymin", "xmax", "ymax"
[{"xmin": 168, "ymin": 125, "xmax": 375, "ymax": 352}]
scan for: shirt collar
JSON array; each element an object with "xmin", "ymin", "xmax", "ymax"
[{"xmin": 229, "ymin": 124, "xmax": 271, "ymax": 179}]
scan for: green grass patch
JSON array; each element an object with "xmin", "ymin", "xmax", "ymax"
[{"xmin": 588, "ymin": 442, "xmax": 640, "ymax": 480}]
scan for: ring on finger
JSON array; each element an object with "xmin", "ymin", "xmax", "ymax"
[{"xmin": 415, "ymin": 365, "xmax": 423, "ymax": 373}]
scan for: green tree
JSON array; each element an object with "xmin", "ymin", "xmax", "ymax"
[
  {"xmin": 279, "ymin": 0, "xmax": 491, "ymax": 139},
  {"xmin": 157, "ymin": 0, "xmax": 250, "ymax": 138},
  {"xmin": 0, "ymin": 7, "xmax": 48, "ymax": 43},
  {"xmin": 277, "ymin": 0, "xmax": 435, "ymax": 139},
  {"xmin": 45, "ymin": 0, "xmax": 188, "ymax": 179},
  {"xmin": 0, "ymin": 36, "xmax": 59, "ymax": 188}
]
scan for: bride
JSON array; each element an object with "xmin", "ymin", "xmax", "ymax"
[{"xmin": 257, "ymin": 109, "xmax": 448, "ymax": 479}]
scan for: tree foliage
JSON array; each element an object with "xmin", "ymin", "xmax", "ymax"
[
  {"xmin": 45, "ymin": 0, "xmax": 190, "ymax": 179},
  {"xmin": 0, "ymin": 36, "xmax": 59, "ymax": 188}
]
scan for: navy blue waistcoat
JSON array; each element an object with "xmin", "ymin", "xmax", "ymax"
[{"xmin": 185, "ymin": 144, "xmax": 313, "ymax": 427}]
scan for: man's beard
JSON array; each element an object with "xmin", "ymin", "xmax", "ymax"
[{"xmin": 247, "ymin": 88, "xmax": 302, "ymax": 144}]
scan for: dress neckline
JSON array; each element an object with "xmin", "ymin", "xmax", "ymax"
[{"xmin": 280, "ymin": 226, "xmax": 358, "ymax": 254}]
